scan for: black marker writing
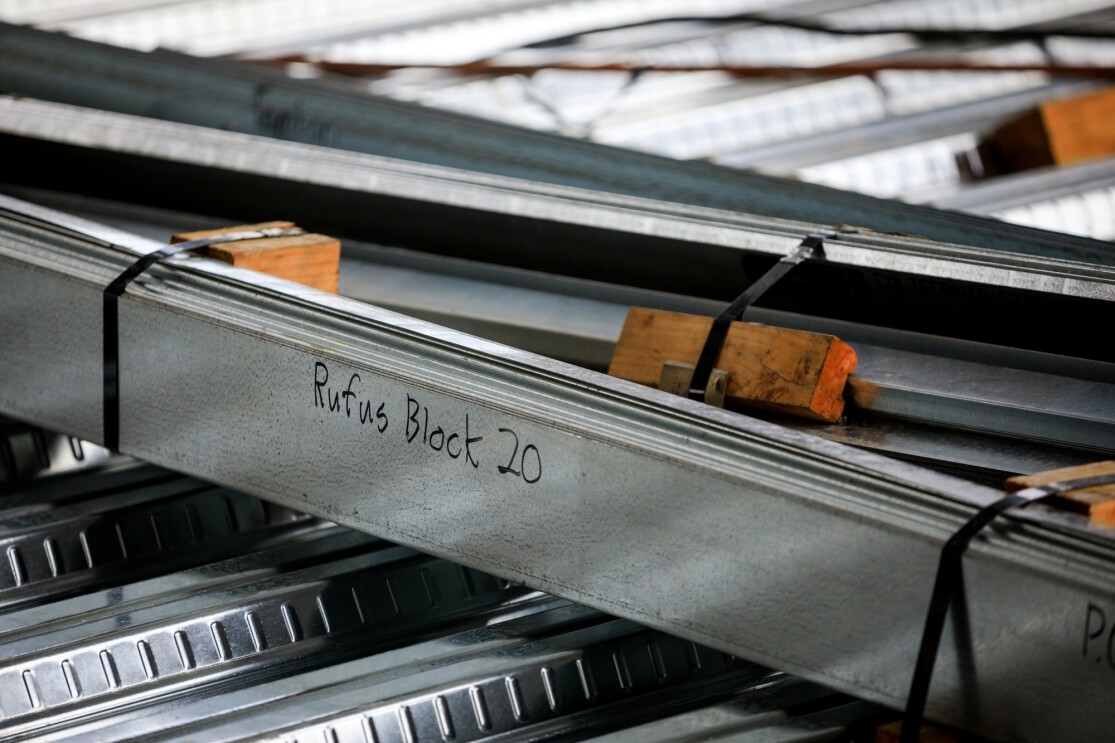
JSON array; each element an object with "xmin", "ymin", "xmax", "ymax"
[
  {"xmin": 312, "ymin": 360, "xmax": 542, "ymax": 480},
  {"xmin": 342, "ymin": 374, "xmax": 360, "ymax": 418},
  {"xmin": 406, "ymin": 394, "xmax": 483, "ymax": 469},
  {"xmin": 314, "ymin": 361, "xmax": 389, "ymax": 432},
  {"xmin": 496, "ymin": 427, "xmax": 542, "ymax": 484}
]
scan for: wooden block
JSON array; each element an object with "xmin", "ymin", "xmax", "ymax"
[
  {"xmin": 171, "ymin": 221, "xmax": 340, "ymax": 293},
  {"xmin": 875, "ymin": 721, "xmax": 978, "ymax": 743},
  {"xmin": 982, "ymin": 87, "xmax": 1115, "ymax": 174},
  {"xmin": 660, "ymin": 361, "xmax": 729, "ymax": 407},
  {"xmin": 607, "ymin": 308, "xmax": 857, "ymax": 422},
  {"xmin": 1006, "ymin": 461, "xmax": 1115, "ymax": 525}
]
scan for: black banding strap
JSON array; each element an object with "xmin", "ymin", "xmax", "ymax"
[
  {"xmin": 687, "ymin": 232, "xmax": 830, "ymax": 401},
  {"xmin": 900, "ymin": 472, "xmax": 1115, "ymax": 743},
  {"xmin": 103, "ymin": 228, "xmax": 305, "ymax": 452}
]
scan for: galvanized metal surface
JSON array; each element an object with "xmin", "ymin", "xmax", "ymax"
[
  {"xmin": 0, "ymin": 461, "xmax": 309, "ymax": 611},
  {"xmin": 57, "ymin": 181, "xmax": 1101, "ymax": 379},
  {"xmin": 933, "ymin": 157, "xmax": 1115, "ymax": 240},
  {"xmin": 2, "ymin": 197, "xmax": 1115, "ymax": 742},
  {"xmin": 7, "ymin": 183, "xmax": 1108, "ymax": 480},
  {"xmin": 0, "ymin": 460, "xmax": 886, "ymax": 742},
  {"xmin": 0, "ymin": 0, "xmax": 777, "ymax": 57},
  {"xmin": 4, "ymin": 93, "xmax": 1113, "ymax": 286},
  {"xmin": 8, "ymin": 182, "xmax": 1112, "ymax": 378},
  {"xmin": 779, "ymin": 417, "xmax": 1100, "ymax": 488},
  {"xmin": 716, "ymin": 80, "xmax": 1103, "ymax": 197},
  {"xmin": 0, "ymin": 416, "xmax": 111, "ymax": 484},
  {"xmin": 0, "ymin": 8, "xmax": 1111, "ymax": 742},
  {"xmin": 845, "ymin": 345, "xmax": 1115, "ymax": 453},
  {"xmin": 4, "ymin": 94, "xmax": 1115, "ymax": 371},
  {"xmin": 339, "ymin": 249, "xmax": 1115, "ymax": 454}
]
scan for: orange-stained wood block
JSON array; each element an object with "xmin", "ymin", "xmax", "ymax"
[
  {"xmin": 171, "ymin": 221, "xmax": 340, "ymax": 293},
  {"xmin": 1006, "ymin": 460, "xmax": 1115, "ymax": 526},
  {"xmin": 982, "ymin": 86, "xmax": 1115, "ymax": 173},
  {"xmin": 607, "ymin": 307, "xmax": 856, "ymax": 422}
]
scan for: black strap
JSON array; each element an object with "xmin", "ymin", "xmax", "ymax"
[
  {"xmin": 688, "ymin": 233, "xmax": 829, "ymax": 401},
  {"xmin": 103, "ymin": 228, "xmax": 304, "ymax": 451},
  {"xmin": 901, "ymin": 472, "xmax": 1115, "ymax": 742}
]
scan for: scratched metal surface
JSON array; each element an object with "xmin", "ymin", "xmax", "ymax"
[
  {"xmin": 0, "ymin": 459, "xmax": 888, "ymax": 742},
  {"xmin": 2, "ymin": 197, "xmax": 1115, "ymax": 742}
]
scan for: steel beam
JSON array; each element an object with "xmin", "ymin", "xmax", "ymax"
[
  {"xmin": 7, "ymin": 185, "xmax": 1108, "ymax": 485},
  {"xmin": 3, "ymin": 96, "xmax": 1115, "ymax": 362},
  {"xmin": 1, "ymin": 21, "xmax": 1114, "ymax": 268},
  {"xmin": 2, "ymin": 196, "xmax": 1115, "ymax": 742},
  {"xmin": 10, "ymin": 185, "xmax": 1108, "ymax": 476}
]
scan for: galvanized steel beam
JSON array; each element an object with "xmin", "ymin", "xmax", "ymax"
[
  {"xmin": 3, "ymin": 96, "xmax": 1115, "ymax": 362},
  {"xmin": 2, "ymin": 196, "xmax": 1115, "ymax": 742},
  {"xmin": 8, "ymin": 184, "xmax": 1109, "ymax": 478}
]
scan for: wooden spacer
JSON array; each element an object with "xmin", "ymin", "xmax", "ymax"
[{"xmin": 659, "ymin": 360, "xmax": 730, "ymax": 408}]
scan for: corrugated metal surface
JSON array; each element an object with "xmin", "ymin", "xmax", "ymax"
[{"xmin": 0, "ymin": 454, "xmax": 889, "ymax": 742}]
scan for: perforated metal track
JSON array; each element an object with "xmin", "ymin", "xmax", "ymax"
[{"xmin": 0, "ymin": 459, "xmax": 889, "ymax": 742}]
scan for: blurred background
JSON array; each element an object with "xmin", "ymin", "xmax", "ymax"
[{"xmin": 4, "ymin": 0, "xmax": 1115, "ymax": 239}]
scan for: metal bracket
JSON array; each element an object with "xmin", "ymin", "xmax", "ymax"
[{"xmin": 660, "ymin": 360, "xmax": 729, "ymax": 407}]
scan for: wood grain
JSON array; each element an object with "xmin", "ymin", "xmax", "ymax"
[
  {"xmin": 1007, "ymin": 460, "xmax": 1115, "ymax": 526},
  {"xmin": 172, "ymin": 221, "xmax": 340, "ymax": 293},
  {"xmin": 984, "ymin": 87, "xmax": 1115, "ymax": 173},
  {"xmin": 608, "ymin": 308, "xmax": 856, "ymax": 422}
]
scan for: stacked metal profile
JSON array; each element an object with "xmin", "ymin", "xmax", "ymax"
[
  {"xmin": 1, "ymin": 96, "xmax": 1113, "ymax": 474},
  {"xmin": 1, "ymin": 451, "xmax": 888, "ymax": 742},
  {"xmin": 2, "ymin": 12, "xmax": 1115, "ymax": 743},
  {"xmin": 2, "ymin": 160, "xmax": 1115, "ymax": 743},
  {"xmin": 2, "ymin": 18, "xmax": 1115, "ymax": 257},
  {"xmin": 4, "ymin": 0, "xmax": 1115, "ymax": 237}
]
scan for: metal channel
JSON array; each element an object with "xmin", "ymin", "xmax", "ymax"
[
  {"xmin": 7, "ymin": 183, "xmax": 1109, "ymax": 480},
  {"xmin": 1, "ymin": 197, "xmax": 1115, "ymax": 742},
  {"xmin": 933, "ymin": 157, "xmax": 1115, "ymax": 241},
  {"xmin": 1, "ymin": 21, "xmax": 1113, "ymax": 267},
  {"xmin": 130, "ymin": 617, "xmax": 763, "ymax": 743},
  {"xmin": 25, "ymin": 0, "xmax": 772, "ymax": 58},
  {"xmin": 8, "ymin": 184, "xmax": 1108, "ymax": 482},
  {"xmin": 0, "ymin": 461, "xmax": 313, "ymax": 611},
  {"xmin": 0, "ymin": 415, "xmax": 112, "ymax": 484},
  {"xmin": 0, "ymin": 463, "xmax": 539, "ymax": 742},
  {"xmin": 713, "ymin": 79, "xmax": 1102, "ymax": 173},
  {"xmin": 9, "ymin": 182, "xmax": 1114, "ymax": 383},
  {"xmin": 1, "ymin": 94, "xmax": 1112, "ymax": 291},
  {"xmin": 3, "ymin": 96, "xmax": 1115, "ymax": 363}
]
